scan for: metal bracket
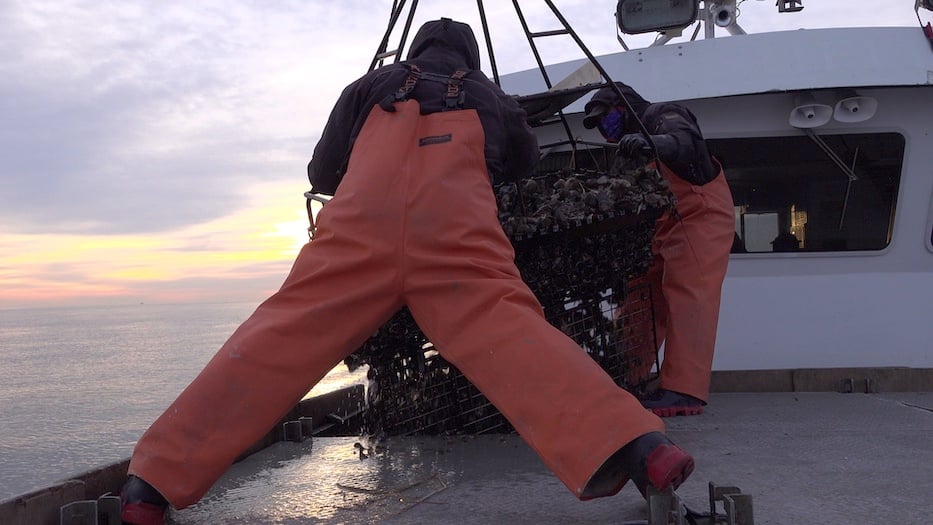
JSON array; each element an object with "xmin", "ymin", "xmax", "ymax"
[
  {"xmin": 60, "ymin": 494, "xmax": 120, "ymax": 525},
  {"xmin": 283, "ymin": 416, "xmax": 315, "ymax": 442},
  {"xmin": 646, "ymin": 487, "xmax": 689, "ymax": 524},
  {"xmin": 638, "ymin": 483, "xmax": 754, "ymax": 525},
  {"xmin": 840, "ymin": 377, "xmax": 880, "ymax": 394},
  {"xmin": 708, "ymin": 483, "xmax": 755, "ymax": 525}
]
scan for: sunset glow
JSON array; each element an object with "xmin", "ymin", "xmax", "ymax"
[
  {"xmin": 1, "ymin": 182, "xmax": 314, "ymax": 309},
  {"xmin": 2, "ymin": 2, "xmax": 918, "ymax": 311}
]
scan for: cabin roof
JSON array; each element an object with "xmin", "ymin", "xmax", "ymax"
[{"xmin": 501, "ymin": 27, "xmax": 933, "ymax": 106}]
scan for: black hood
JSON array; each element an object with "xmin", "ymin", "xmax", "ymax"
[
  {"xmin": 407, "ymin": 18, "xmax": 481, "ymax": 70},
  {"xmin": 582, "ymin": 82, "xmax": 651, "ymax": 129}
]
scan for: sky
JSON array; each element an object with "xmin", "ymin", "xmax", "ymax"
[{"xmin": 1, "ymin": 0, "xmax": 926, "ymax": 309}]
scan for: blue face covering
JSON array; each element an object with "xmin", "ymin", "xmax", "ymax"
[{"xmin": 598, "ymin": 107, "xmax": 626, "ymax": 142}]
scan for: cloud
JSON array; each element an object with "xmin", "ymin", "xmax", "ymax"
[
  {"xmin": 0, "ymin": 0, "xmax": 560, "ymax": 239},
  {"xmin": 2, "ymin": 1, "xmax": 923, "ymax": 235},
  {"xmin": 1, "ymin": 0, "xmax": 924, "ymax": 308},
  {"xmin": 0, "ymin": 1, "xmax": 379, "ymax": 236}
]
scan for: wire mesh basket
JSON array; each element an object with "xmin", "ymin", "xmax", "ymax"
[{"xmin": 346, "ymin": 163, "xmax": 672, "ymax": 437}]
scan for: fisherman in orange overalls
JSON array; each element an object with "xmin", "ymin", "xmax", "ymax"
[
  {"xmin": 584, "ymin": 83, "xmax": 735, "ymax": 417},
  {"xmin": 120, "ymin": 20, "xmax": 695, "ymax": 524}
]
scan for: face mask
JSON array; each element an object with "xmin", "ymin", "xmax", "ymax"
[{"xmin": 597, "ymin": 107, "xmax": 626, "ymax": 142}]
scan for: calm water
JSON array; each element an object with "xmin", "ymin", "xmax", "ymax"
[{"xmin": 0, "ymin": 302, "xmax": 365, "ymax": 500}]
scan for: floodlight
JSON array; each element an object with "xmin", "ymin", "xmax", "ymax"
[{"xmin": 616, "ymin": 0, "xmax": 699, "ymax": 35}]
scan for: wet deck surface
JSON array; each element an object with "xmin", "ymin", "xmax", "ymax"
[{"xmin": 168, "ymin": 392, "xmax": 933, "ymax": 524}]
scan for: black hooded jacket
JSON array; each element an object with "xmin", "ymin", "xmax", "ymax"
[
  {"xmin": 308, "ymin": 19, "xmax": 539, "ymax": 195},
  {"xmin": 584, "ymin": 82, "xmax": 719, "ymax": 186}
]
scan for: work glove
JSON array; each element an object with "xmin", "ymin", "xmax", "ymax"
[
  {"xmin": 618, "ymin": 133, "xmax": 679, "ymax": 162},
  {"xmin": 618, "ymin": 133, "xmax": 651, "ymax": 156}
]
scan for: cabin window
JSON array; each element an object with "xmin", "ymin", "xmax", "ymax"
[{"xmin": 709, "ymin": 133, "xmax": 904, "ymax": 253}]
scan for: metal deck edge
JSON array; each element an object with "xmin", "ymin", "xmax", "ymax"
[{"xmin": 3, "ymin": 368, "xmax": 930, "ymax": 524}]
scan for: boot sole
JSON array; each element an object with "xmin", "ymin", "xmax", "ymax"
[
  {"xmin": 121, "ymin": 501, "xmax": 166, "ymax": 525},
  {"xmin": 650, "ymin": 405, "xmax": 703, "ymax": 417},
  {"xmin": 646, "ymin": 444, "xmax": 695, "ymax": 492}
]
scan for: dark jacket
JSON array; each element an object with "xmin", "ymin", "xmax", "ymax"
[
  {"xmin": 308, "ymin": 19, "xmax": 539, "ymax": 195},
  {"xmin": 640, "ymin": 102, "xmax": 719, "ymax": 185},
  {"xmin": 584, "ymin": 83, "xmax": 718, "ymax": 185}
]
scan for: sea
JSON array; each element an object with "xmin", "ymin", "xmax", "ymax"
[{"xmin": 0, "ymin": 302, "xmax": 366, "ymax": 501}]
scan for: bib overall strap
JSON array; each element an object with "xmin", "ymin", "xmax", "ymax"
[
  {"xmin": 444, "ymin": 69, "xmax": 467, "ymax": 111},
  {"xmin": 379, "ymin": 64, "xmax": 422, "ymax": 112}
]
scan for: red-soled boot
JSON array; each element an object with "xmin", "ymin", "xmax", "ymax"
[
  {"xmin": 620, "ymin": 431, "xmax": 695, "ymax": 498},
  {"xmin": 639, "ymin": 389, "xmax": 705, "ymax": 417},
  {"xmin": 120, "ymin": 475, "xmax": 167, "ymax": 525}
]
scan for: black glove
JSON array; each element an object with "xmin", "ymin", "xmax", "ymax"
[
  {"xmin": 618, "ymin": 133, "xmax": 651, "ymax": 157},
  {"xmin": 618, "ymin": 133, "xmax": 680, "ymax": 162}
]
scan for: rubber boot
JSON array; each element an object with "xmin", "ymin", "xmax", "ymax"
[
  {"xmin": 120, "ymin": 475, "xmax": 167, "ymax": 525},
  {"xmin": 618, "ymin": 431, "xmax": 695, "ymax": 498},
  {"xmin": 639, "ymin": 388, "xmax": 705, "ymax": 417}
]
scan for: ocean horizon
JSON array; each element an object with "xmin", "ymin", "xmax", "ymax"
[{"xmin": 0, "ymin": 301, "xmax": 365, "ymax": 500}]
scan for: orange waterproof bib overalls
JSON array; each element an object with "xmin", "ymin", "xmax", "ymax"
[
  {"xmin": 631, "ymin": 162, "xmax": 734, "ymax": 402},
  {"xmin": 128, "ymin": 98, "xmax": 664, "ymax": 508}
]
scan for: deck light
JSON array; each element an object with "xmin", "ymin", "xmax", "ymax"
[{"xmin": 616, "ymin": 0, "xmax": 700, "ymax": 35}]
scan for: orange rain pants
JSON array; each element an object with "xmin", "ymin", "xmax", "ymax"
[
  {"xmin": 128, "ymin": 100, "xmax": 664, "ymax": 509},
  {"xmin": 632, "ymin": 163, "xmax": 734, "ymax": 403}
]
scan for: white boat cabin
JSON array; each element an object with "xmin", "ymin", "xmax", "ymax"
[{"xmin": 501, "ymin": 7, "xmax": 933, "ymax": 372}]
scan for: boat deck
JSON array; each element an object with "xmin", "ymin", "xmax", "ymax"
[{"xmin": 167, "ymin": 392, "xmax": 933, "ymax": 524}]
